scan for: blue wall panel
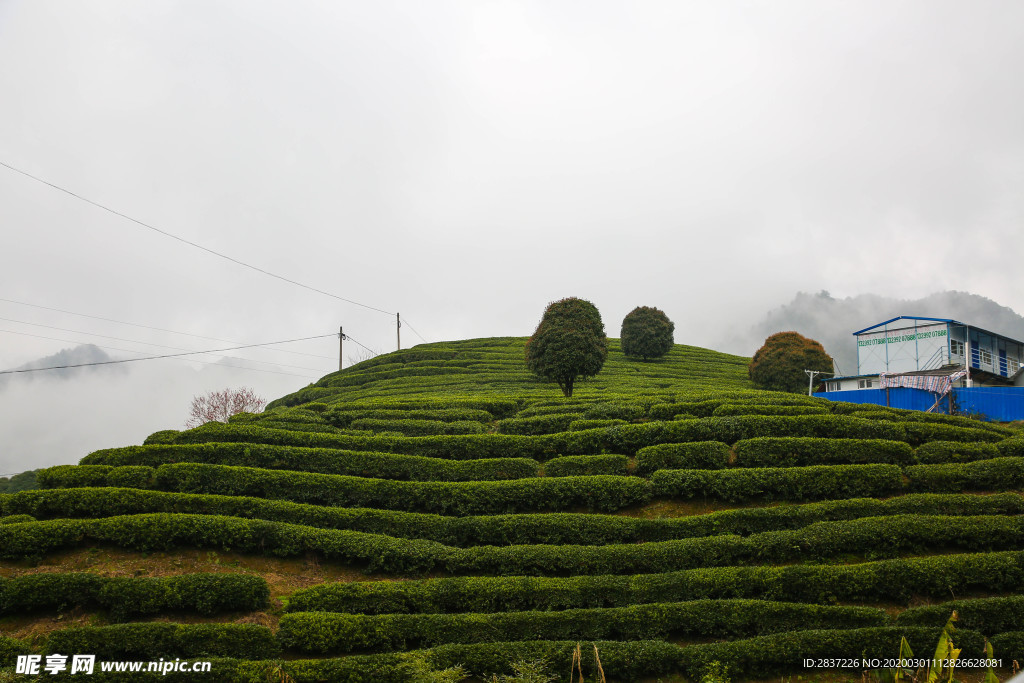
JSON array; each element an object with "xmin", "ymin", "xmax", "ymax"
[
  {"xmin": 819, "ymin": 386, "xmax": 1024, "ymax": 421},
  {"xmin": 955, "ymin": 387, "xmax": 1024, "ymax": 422}
]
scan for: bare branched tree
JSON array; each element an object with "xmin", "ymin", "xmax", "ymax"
[
  {"xmin": 186, "ymin": 387, "xmax": 267, "ymax": 428},
  {"xmin": 346, "ymin": 346, "xmax": 379, "ymax": 368}
]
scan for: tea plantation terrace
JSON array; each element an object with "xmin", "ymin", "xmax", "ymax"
[{"xmin": 2, "ymin": 336, "xmax": 1024, "ymax": 682}]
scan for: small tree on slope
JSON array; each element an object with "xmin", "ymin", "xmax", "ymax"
[
  {"xmin": 749, "ymin": 331, "xmax": 834, "ymax": 394},
  {"xmin": 620, "ymin": 306, "xmax": 675, "ymax": 361},
  {"xmin": 186, "ymin": 387, "xmax": 267, "ymax": 428},
  {"xmin": 525, "ymin": 297, "xmax": 608, "ymax": 397}
]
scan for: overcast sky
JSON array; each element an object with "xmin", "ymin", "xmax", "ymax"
[{"xmin": 2, "ymin": 1, "xmax": 1023, "ymax": 474}]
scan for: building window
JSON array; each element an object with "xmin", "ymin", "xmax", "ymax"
[
  {"xmin": 951, "ymin": 340, "xmax": 964, "ymax": 357},
  {"xmin": 858, "ymin": 379, "xmax": 874, "ymax": 389},
  {"xmin": 829, "ymin": 382, "xmax": 841, "ymax": 392},
  {"xmin": 980, "ymin": 349, "xmax": 993, "ymax": 365}
]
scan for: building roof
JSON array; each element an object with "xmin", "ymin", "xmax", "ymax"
[
  {"xmin": 852, "ymin": 316, "xmax": 960, "ymax": 335},
  {"xmin": 852, "ymin": 316, "xmax": 1024, "ymax": 346}
]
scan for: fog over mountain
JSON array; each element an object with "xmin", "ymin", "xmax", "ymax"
[
  {"xmin": 0, "ymin": 343, "xmax": 124, "ymax": 385},
  {"xmin": 0, "ymin": 344, "xmax": 305, "ymax": 476},
  {"xmin": 719, "ymin": 291, "xmax": 1024, "ymax": 376}
]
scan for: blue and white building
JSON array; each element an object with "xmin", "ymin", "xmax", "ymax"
[
  {"xmin": 822, "ymin": 316, "xmax": 1024, "ymax": 392},
  {"xmin": 818, "ymin": 316, "xmax": 1024, "ymax": 420}
]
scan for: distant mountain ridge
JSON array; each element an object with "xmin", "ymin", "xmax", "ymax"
[
  {"xmin": 0, "ymin": 343, "xmax": 122, "ymax": 384},
  {"xmin": 731, "ymin": 291, "xmax": 1024, "ymax": 376}
]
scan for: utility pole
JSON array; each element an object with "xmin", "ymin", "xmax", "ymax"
[
  {"xmin": 338, "ymin": 326, "xmax": 346, "ymax": 372},
  {"xmin": 396, "ymin": 312, "xmax": 401, "ymax": 351},
  {"xmin": 805, "ymin": 369, "xmax": 832, "ymax": 396}
]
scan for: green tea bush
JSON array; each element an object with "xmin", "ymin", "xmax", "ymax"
[
  {"xmin": 568, "ymin": 418, "xmax": 627, "ymax": 430},
  {"xmin": 855, "ymin": 409, "xmax": 1012, "ymax": 436},
  {"xmin": 327, "ymin": 408, "xmax": 494, "ymax": 428},
  {"xmin": 677, "ymin": 627, "xmax": 985, "ymax": 681},
  {"xmin": 990, "ymin": 631, "xmax": 1024, "ymax": 663},
  {"xmin": 544, "ymin": 454, "xmax": 628, "ymax": 477},
  {"xmin": 712, "ymin": 404, "xmax": 829, "ymax": 416},
  {"xmin": 913, "ymin": 441, "xmax": 1002, "ymax": 464},
  {"xmin": 897, "ymin": 596, "xmax": 1024, "ymax": 635},
  {"xmin": 649, "ymin": 401, "xmax": 721, "ymax": 420},
  {"xmin": 732, "ymin": 437, "xmax": 914, "ymax": 468},
  {"xmin": 38, "ymin": 465, "xmax": 156, "ymax": 490},
  {"xmin": 496, "ymin": 414, "xmax": 578, "ymax": 435},
  {"xmin": 514, "ymin": 403, "xmax": 589, "ymax": 418},
  {"xmin": 0, "ymin": 572, "xmax": 269, "ymax": 621},
  {"xmin": 997, "ymin": 439, "xmax": 1024, "ymax": 458},
  {"xmin": 5, "ymin": 488, "xmax": 1019, "ymax": 549},
  {"xmin": 905, "ymin": 457, "xmax": 1024, "ymax": 492},
  {"xmin": 606, "ymin": 415, "xmax": 907, "ymax": 454},
  {"xmin": 286, "ymin": 550, "xmax": 1024, "ymax": 614},
  {"xmin": 82, "ymin": 443, "xmax": 540, "ymax": 482},
  {"xmin": 634, "ymin": 442, "xmax": 730, "ymax": 474},
  {"xmin": 154, "ymin": 423, "xmax": 605, "ymax": 461},
  {"xmin": 4, "ymin": 512, "xmax": 1013, "ymax": 577},
  {"xmin": 277, "ymin": 599, "xmax": 888, "ymax": 654},
  {"xmin": 0, "ymin": 513, "xmax": 33, "ymax": 524},
  {"xmin": 0, "ymin": 635, "xmax": 30, "ymax": 667},
  {"xmin": 900, "ymin": 422, "xmax": 1004, "ymax": 446},
  {"xmin": 152, "ymin": 463, "xmax": 650, "ymax": 514},
  {"xmin": 583, "ymin": 402, "xmax": 647, "ymax": 421},
  {"xmin": 349, "ymin": 418, "xmax": 485, "ymax": 436},
  {"xmin": 45, "ymin": 623, "xmax": 278, "ymax": 660},
  {"xmin": 651, "ymin": 463, "xmax": 903, "ymax": 502}
]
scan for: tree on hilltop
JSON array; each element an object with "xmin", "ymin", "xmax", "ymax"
[
  {"xmin": 749, "ymin": 331, "xmax": 834, "ymax": 394},
  {"xmin": 525, "ymin": 297, "xmax": 607, "ymax": 397},
  {"xmin": 621, "ymin": 306, "xmax": 675, "ymax": 361},
  {"xmin": 186, "ymin": 387, "xmax": 267, "ymax": 428}
]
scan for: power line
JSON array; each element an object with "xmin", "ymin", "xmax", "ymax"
[
  {"xmin": 343, "ymin": 333, "xmax": 377, "ymax": 355},
  {"xmin": 0, "ymin": 329, "xmax": 321, "ymax": 378},
  {"xmin": 0, "ymin": 297, "xmax": 336, "ymax": 361},
  {"xmin": 0, "ymin": 316, "xmax": 325, "ymax": 372},
  {"xmin": 402, "ymin": 317, "xmax": 429, "ymax": 344},
  {"xmin": 0, "ymin": 330, "xmax": 334, "ymax": 376},
  {"xmin": 0, "ymin": 160, "xmax": 395, "ymax": 316}
]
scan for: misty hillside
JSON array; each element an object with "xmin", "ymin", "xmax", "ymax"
[
  {"xmin": 4, "ymin": 337, "xmax": 1023, "ymax": 681},
  {"xmin": 729, "ymin": 291, "xmax": 1024, "ymax": 376}
]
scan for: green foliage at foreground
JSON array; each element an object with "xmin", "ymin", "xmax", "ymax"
[
  {"xmin": 2, "ymin": 513, "xmax": 1023, "ymax": 576},
  {"xmin": 287, "ymin": 550, "xmax": 1024, "ymax": 614},
  {"xmin": 0, "ymin": 573, "xmax": 268, "ymax": 621},
  {"xmin": 5, "ymin": 630, "xmax": 990, "ymax": 683},
  {"xmin": 6, "ymin": 488, "xmax": 1020, "ymax": 548},
  {"xmin": 277, "ymin": 599, "xmax": 889, "ymax": 654},
  {"xmin": 44, "ymin": 622, "xmax": 278, "ymax": 660},
  {"xmin": 897, "ymin": 595, "xmax": 1024, "ymax": 635}
]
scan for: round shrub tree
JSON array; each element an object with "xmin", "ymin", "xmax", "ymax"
[
  {"xmin": 525, "ymin": 297, "xmax": 607, "ymax": 397},
  {"xmin": 620, "ymin": 306, "xmax": 675, "ymax": 361},
  {"xmin": 749, "ymin": 331, "xmax": 834, "ymax": 394}
]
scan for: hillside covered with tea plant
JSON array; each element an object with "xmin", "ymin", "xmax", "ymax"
[{"xmin": 3, "ymin": 337, "xmax": 1024, "ymax": 681}]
